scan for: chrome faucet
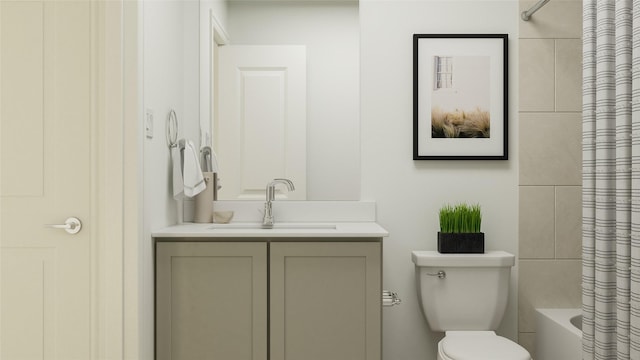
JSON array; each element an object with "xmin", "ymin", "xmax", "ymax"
[{"xmin": 262, "ymin": 178, "xmax": 295, "ymax": 228}]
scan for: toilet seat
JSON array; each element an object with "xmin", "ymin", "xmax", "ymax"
[{"xmin": 438, "ymin": 331, "xmax": 530, "ymax": 360}]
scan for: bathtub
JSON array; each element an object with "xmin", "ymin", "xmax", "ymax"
[{"xmin": 535, "ymin": 308, "xmax": 582, "ymax": 360}]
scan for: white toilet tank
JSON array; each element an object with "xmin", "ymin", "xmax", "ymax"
[{"xmin": 411, "ymin": 251, "xmax": 515, "ymax": 332}]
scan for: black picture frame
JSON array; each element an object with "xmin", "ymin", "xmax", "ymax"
[{"xmin": 413, "ymin": 34, "xmax": 508, "ymax": 160}]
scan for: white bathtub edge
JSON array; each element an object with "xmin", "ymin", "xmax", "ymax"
[
  {"xmin": 536, "ymin": 308, "xmax": 582, "ymax": 337},
  {"xmin": 535, "ymin": 308, "xmax": 582, "ymax": 360}
]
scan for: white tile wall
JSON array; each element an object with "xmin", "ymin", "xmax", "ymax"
[
  {"xmin": 519, "ymin": 39, "xmax": 555, "ymax": 111},
  {"xmin": 518, "ymin": 259, "xmax": 582, "ymax": 331},
  {"xmin": 555, "ymin": 39, "xmax": 582, "ymax": 112},
  {"xmin": 517, "ymin": 0, "xmax": 582, "ymax": 351},
  {"xmin": 555, "ymin": 186, "xmax": 582, "ymax": 259},
  {"xmin": 519, "ymin": 113, "xmax": 582, "ymax": 186},
  {"xmin": 519, "ymin": 0, "xmax": 582, "ymax": 39},
  {"xmin": 519, "ymin": 186, "xmax": 555, "ymax": 259}
]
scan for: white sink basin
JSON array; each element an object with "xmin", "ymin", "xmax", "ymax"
[{"xmin": 208, "ymin": 223, "xmax": 337, "ymax": 230}]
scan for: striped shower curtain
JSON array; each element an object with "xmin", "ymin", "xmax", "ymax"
[{"xmin": 582, "ymin": 1, "xmax": 640, "ymax": 359}]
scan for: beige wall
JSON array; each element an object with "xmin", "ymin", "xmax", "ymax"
[{"xmin": 517, "ymin": 0, "xmax": 582, "ymax": 357}]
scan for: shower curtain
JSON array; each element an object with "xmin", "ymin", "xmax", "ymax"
[{"xmin": 582, "ymin": 1, "xmax": 640, "ymax": 359}]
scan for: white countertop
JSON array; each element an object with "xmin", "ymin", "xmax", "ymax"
[{"xmin": 152, "ymin": 222, "xmax": 389, "ymax": 238}]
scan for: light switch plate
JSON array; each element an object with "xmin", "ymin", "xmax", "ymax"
[{"xmin": 145, "ymin": 108, "xmax": 154, "ymax": 138}]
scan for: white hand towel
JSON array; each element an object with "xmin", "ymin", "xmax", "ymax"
[
  {"xmin": 183, "ymin": 140, "xmax": 206, "ymax": 198},
  {"xmin": 172, "ymin": 145, "xmax": 184, "ymax": 200}
]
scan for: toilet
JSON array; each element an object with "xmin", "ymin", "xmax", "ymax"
[{"xmin": 411, "ymin": 250, "xmax": 531, "ymax": 360}]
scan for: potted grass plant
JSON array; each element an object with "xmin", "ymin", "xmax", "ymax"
[{"xmin": 438, "ymin": 203, "xmax": 484, "ymax": 253}]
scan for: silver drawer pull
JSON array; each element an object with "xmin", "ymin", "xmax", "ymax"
[{"xmin": 426, "ymin": 270, "xmax": 446, "ymax": 279}]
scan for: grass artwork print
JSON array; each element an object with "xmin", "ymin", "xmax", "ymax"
[{"xmin": 413, "ymin": 34, "xmax": 508, "ymax": 160}]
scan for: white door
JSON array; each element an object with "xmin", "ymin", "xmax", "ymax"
[
  {"xmin": 217, "ymin": 45, "xmax": 307, "ymax": 200},
  {"xmin": 1, "ymin": 1, "xmax": 94, "ymax": 359}
]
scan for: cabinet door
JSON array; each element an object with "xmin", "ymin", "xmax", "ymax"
[
  {"xmin": 270, "ymin": 242, "xmax": 381, "ymax": 360},
  {"xmin": 156, "ymin": 242, "xmax": 267, "ymax": 360}
]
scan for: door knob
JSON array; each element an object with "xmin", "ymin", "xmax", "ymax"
[{"xmin": 45, "ymin": 217, "xmax": 82, "ymax": 235}]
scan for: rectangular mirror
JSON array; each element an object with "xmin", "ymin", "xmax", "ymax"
[{"xmin": 205, "ymin": 0, "xmax": 360, "ymax": 201}]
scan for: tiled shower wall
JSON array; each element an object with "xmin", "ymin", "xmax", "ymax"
[{"xmin": 517, "ymin": 0, "xmax": 582, "ymax": 357}]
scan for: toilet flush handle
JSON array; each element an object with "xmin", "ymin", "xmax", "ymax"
[{"xmin": 426, "ymin": 270, "xmax": 446, "ymax": 279}]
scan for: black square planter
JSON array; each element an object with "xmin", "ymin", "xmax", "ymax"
[{"xmin": 437, "ymin": 232, "xmax": 485, "ymax": 253}]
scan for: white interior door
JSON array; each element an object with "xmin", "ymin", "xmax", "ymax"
[
  {"xmin": 1, "ymin": 1, "xmax": 94, "ymax": 358},
  {"xmin": 217, "ymin": 45, "xmax": 307, "ymax": 200}
]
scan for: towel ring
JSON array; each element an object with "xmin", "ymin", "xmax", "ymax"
[{"xmin": 166, "ymin": 109, "xmax": 178, "ymax": 148}]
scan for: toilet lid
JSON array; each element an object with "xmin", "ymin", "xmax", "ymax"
[{"xmin": 439, "ymin": 332, "xmax": 530, "ymax": 360}]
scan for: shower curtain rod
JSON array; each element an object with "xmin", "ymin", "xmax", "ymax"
[{"xmin": 521, "ymin": 0, "xmax": 551, "ymax": 21}]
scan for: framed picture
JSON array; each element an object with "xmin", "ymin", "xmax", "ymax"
[{"xmin": 413, "ymin": 34, "xmax": 508, "ymax": 160}]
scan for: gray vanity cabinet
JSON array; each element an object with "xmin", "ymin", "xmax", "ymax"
[
  {"xmin": 270, "ymin": 242, "xmax": 381, "ymax": 360},
  {"xmin": 155, "ymin": 242, "xmax": 268, "ymax": 360},
  {"xmin": 155, "ymin": 240, "xmax": 381, "ymax": 360}
]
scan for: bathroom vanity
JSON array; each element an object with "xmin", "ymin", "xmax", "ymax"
[{"xmin": 153, "ymin": 222, "xmax": 387, "ymax": 360}]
